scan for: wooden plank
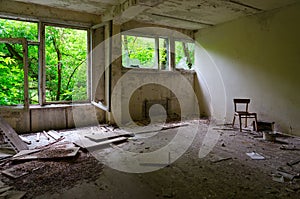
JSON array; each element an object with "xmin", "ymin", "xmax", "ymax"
[
  {"xmin": 0, "ymin": 117, "xmax": 28, "ymax": 152},
  {"xmin": 85, "ymin": 133, "xmax": 133, "ymax": 142},
  {"xmin": 76, "ymin": 137, "xmax": 128, "ymax": 150},
  {"xmin": 0, "ymin": 190, "xmax": 27, "ymax": 199},
  {"xmin": 19, "ymin": 136, "xmax": 31, "ymax": 145},
  {"xmin": 36, "ymin": 133, "xmax": 40, "ymax": 142},
  {"xmin": 47, "ymin": 130, "xmax": 62, "ymax": 140},
  {"xmin": 42, "ymin": 131, "xmax": 51, "ymax": 140},
  {"xmin": 12, "ymin": 147, "xmax": 80, "ymax": 161}
]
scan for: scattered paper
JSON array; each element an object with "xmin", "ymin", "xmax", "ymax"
[{"xmin": 246, "ymin": 152, "xmax": 265, "ymax": 160}]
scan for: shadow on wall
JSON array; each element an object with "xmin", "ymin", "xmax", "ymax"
[{"xmin": 193, "ymin": 4, "xmax": 300, "ymax": 134}]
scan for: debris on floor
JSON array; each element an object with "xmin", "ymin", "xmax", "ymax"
[
  {"xmin": 272, "ymin": 174, "xmax": 284, "ymax": 183},
  {"xmin": 246, "ymin": 152, "xmax": 265, "ymax": 160},
  {"xmin": 256, "ymin": 121, "xmax": 275, "ymax": 132},
  {"xmin": 0, "ymin": 179, "xmax": 26, "ymax": 198},
  {"xmin": 280, "ymin": 145, "xmax": 300, "ymax": 151},
  {"xmin": 263, "ymin": 131, "xmax": 277, "ymax": 142},
  {"xmin": 287, "ymin": 158, "xmax": 300, "ymax": 167},
  {"xmin": 0, "ymin": 116, "xmax": 28, "ymax": 152},
  {"xmin": 0, "ymin": 119, "xmax": 299, "ymax": 198}
]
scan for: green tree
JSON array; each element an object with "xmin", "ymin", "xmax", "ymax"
[
  {"xmin": 45, "ymin": 26, "xmax": 87, "ymax": 101},
  {"xmin": 0, "ymin": 19, "xmax": 39, "ymax": 105},
  {"xmin": 0, "ymin": 52, "xmax": 24, "ymax": 105},
  {"xmin": 0, "ymin": 18, "xmax": 88, "ymax": 105}
]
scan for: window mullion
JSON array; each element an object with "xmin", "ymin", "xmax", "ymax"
[
  {"xmin": 39, "ymin": 22, "xmax": 46, "ymax": 105},
  {"xmin": 169, "ymin": 36, "xmax": 175, "ymax": 71},
  {"xmin": 155, "ymin": 37, "xmax": 159, "ymax": 70},
  {"xmin": 22, "ymin": 39, "xmax": 29, "ymax": 109}
]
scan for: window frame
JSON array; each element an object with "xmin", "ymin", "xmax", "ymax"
[
  {"xmin": 174, "ymin": 38, "xmax": 195, "ymax": 70},
  {"xmin": 40, "ymin": 22, "xmax": 91, "ymax": 105},
  {"xmin": 0, "ymin": 17, "xmax": 92, "ymax": 107},
  {"xmin": 121, "ymin": 33, "xmax": 171, "ymax": 71},
  {"xmin": 0, "ymin": 38, "xmax": 29, "ymax": 109},
  {"xmin": 121, "ymin": 33, "xmax": 195, "ymax": 71}
]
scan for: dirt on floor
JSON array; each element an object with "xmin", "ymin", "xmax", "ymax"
[
  {"xmin": 0, "ymin": 119, "xmax": 300, "ymax": 199},
  {"xmin": 0, "ymin": 151, "xmax": 103, "ymax": 198}
]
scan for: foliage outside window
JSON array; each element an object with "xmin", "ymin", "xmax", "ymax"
[
  {"xmin": 122, "ymin": 35, "xmax": 156, "ymax": 69},
  {"xmin": 175, "ymin": 41, "xmax": 195, "ymax": 70},
  {"xmin": 0, "ymin": 19, "xmax": 38, "ymax": 105},
  {"xmin": 122, "ymin": 34, "xmax": 194, "ymax": 70},
  {"xmin": 45, "ymin": 26, "xmax": 88, "ymax": 102},
  {"xmin": 159, "ymin": 38, "xmax": 168, "ymax": 70},
  {"xmin": 0, "ymin": 18, "xmax": 88, "ymax": 106}
]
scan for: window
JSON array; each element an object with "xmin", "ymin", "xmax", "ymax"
[
  {"xmin": 122, "ymin": 34, "xmax": 194, "ymax": 71},
  {"xmin": 45, "ymin": 25, "xmax": 88, "ymax": 102},
  {"xmin": 122, "ymin": 34, "xmax": 169, "ymax": 70},
  {"xmin": 0, "ymin": 18, "xmax": 89, "ymax": 107},
  {"xmin": 175, "ymin": 41, "xmax": 195, "ymax": 70},
  {"xmin": 0, "ymin": 18, "xmax": 38, "ymax": 106}
]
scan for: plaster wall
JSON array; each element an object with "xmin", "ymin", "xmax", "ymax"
[
  {"xmin": 0, "ymin": 104, "xmax": 104, "ymax": 133},
  {"xmin": 195, "ymin": 3, "xmax": 300, "ymax": 135},
  {"xmin": 112, "ymin": 69, "xmax": 198, "ymax": 125}
]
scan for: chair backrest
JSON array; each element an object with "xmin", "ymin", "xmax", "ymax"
[{"xmin": 233, "ymin": 98, "xmax": 250, "ymax": 112}]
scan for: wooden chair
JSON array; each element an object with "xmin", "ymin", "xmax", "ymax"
[{"xmin": 232, "ymin": 98, "xmax": 258, "ymax": 132}]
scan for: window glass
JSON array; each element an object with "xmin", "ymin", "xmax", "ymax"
[
  {"xmin": 122, "ymin": 35, "xmax": 156, "ymax": 69},
  {"xmin": 175, "ymin": 41, "xmax": 195, "ymax": 70},
  {"xmin": 45, "ymin": 26, "xmax": 88, "ymax": 102}
]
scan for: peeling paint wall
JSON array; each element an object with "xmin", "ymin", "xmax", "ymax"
[
  {"xmin": 120, "ymin": 69, "xmax": 197, "ymax": 123},
  {"xmin": 0, "ymin": 104, "xmax": 104, "ymax": 133},
  {"xmin": 195, "ymin": 3, "xmax": 300, "ymax": 135}
]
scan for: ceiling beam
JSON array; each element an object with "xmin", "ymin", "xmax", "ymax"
[
  {"xmin": 150, "ymin": 13, "xmax": 214, "ymax": 27},
  {"xmin": 102, "ymin": 0, "xmax": 164, "ymax": 24},
  {"xmin": 229, "ymin": 0, "xmax": 263, "ymax": 11}
]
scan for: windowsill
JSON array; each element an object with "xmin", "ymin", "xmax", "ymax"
[
  {"xmin": 121, "ymin": 66, "xmax": 195, "ymax": 74},
  {"xmin": 29, "ymin": 103, "xmax": 92, "ymax": 109},
  {"xmin": 0, "ymin": 103, "xmax": 93, "ymax": 110}
]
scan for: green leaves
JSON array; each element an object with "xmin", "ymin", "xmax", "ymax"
[
  {"xmin": 45, "ymin": 25, "xmax": 88, "ymax": 102},
  {"xmin": 1, "ymin": 18, "xmax": 88, "ymax": 105}
]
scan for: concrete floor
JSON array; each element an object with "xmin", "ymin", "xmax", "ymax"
[{"xmin": 3, "ymin": 119, "xmax": 300, "ymax": 198}]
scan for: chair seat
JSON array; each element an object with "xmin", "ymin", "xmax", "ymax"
[{"xmin": 235, "ymin": 112, "xmax": 257, "ymax": 116}]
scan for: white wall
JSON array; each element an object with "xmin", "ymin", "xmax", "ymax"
[{"xmin": 195, "ymin": 3, "xmax": 300, "ymax": 135}]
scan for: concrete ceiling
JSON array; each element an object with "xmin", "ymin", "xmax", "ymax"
[{"xmin": 11, "ymin": 0, "xmax": 300, "ymax": 30}]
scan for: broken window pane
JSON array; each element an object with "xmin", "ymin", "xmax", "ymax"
[
  {"xmin": 175, "ymin": 41, "xmax": 195, "ymax": 70},
  {"xmin": 159, "ymin": 38, "xmax": 168, "ymax": 70}
]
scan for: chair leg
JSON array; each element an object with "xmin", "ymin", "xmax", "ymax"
[
  {"xmin": 245, "ymin": 116, "xmax": 248, "ymax": 128},
  {"xmin": 232, "ymin": 116, "xmax": 236, "ymax": 128},
  {"xmin": 239, "ymin": 115, "xmax": 242, "ymax": 132}
]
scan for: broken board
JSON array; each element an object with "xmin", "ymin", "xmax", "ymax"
[
  {"xmin": 12, "ymin": 147, "xmax": 80, "ymax": 161},
  {"xmin": 85, "ymin": 133, "xmax": 133, "ymax": 142},
  {"xmin": 0, "ymin": 116, "xmax": 28, "ymax": 152},
  {"xmin": 75, "ymin": 136, "xmax": 128, "ymax": 150},
  {"xmin": 2, "ymin": 161, "xmax": 45, "ymax": 179}
]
